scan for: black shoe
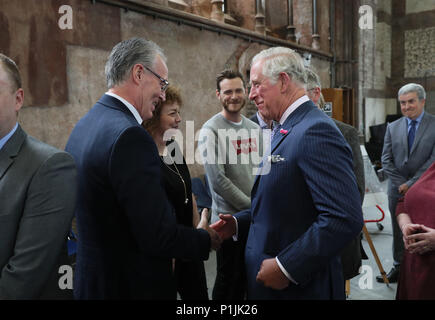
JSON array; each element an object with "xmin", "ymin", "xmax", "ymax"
[{"xmin": 376, "ymin": 266, "xmax": 400, "ymax": 283}]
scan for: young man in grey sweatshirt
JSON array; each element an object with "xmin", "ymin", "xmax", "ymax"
[{"xmin": 198, "ymin": 69, "xmax": 263, "ymax": 300}]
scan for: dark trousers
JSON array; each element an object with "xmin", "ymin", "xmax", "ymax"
[
  {"xmin": 212, "ymin": 238, "xmax": 246, "ymax": 300},
  {"xmin": 388, "ymin": 196, "xmax": 404, "ymax": 266},
  {"xmin": 175, "ymin": 259, "xmax": 209, "ymax": 300}
]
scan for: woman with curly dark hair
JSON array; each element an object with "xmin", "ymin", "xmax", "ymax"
[{"xmin": 143, "ymin": 86, "xmax": 209, "ymax": 300}]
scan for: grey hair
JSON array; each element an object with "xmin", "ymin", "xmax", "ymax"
[
  {"xmin": 398, "ymin": 83, "xmax": 426, "ymax": 100},
  {"xmin": 305, "ymin": 67, "xmax": 321, "ymax": 90},
  {"xmin": 105, "ymin": 38, "xmax": 166, "ymax": 88},
  {"xmin": 251, "ymin": 47, "xmax": 307, "ymax": 87}
]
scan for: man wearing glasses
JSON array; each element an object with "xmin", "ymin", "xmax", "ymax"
[{"xmin": 66, "ymin": 38, "xmax": 221, "ymax": 299}]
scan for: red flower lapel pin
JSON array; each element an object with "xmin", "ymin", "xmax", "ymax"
[{"xmin": 280, "ymin": 128, "xmax": 288, "ymax": 135}]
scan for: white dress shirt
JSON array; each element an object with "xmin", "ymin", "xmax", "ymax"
[{"xmin": 105, "ymin": 91, "xmax": 143, "ymax": 125}]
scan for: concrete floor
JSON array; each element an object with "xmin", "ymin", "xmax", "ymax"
[
  {"xmin": 203, "ymin": 170, "xmax": 398, "ymax": 300},
  {"xmin": 348, "ymin": 188, "xmax": 397, "ymax": 300}
]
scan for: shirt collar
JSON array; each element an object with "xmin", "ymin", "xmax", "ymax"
[
  {"xmin": 256, "ymin": 112, "xmax": 270, "ymax": 129},
  {"xmin": 279, "ymin": 95, "xmax": 310, "ymax": 125},
  {"xmin": 105, "ymin": 92, "xmax": 143, "ymax": 125},
  {"xmin": 406, "ymin": 111, "xmax": 424, "ymax": 125},
  {"xmin": 0, "ymin": 122, "xmax": 18, "ymax": 151}
]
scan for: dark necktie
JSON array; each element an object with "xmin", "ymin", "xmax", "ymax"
[
  {"xmin": 408, "ymin": 120, "xmax": 417, "ymax": 154},
  {"xmin": 270, "ymin": 122, "xmax": 281, "ymax": 142}
]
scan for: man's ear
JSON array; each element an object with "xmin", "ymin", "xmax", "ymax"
[
  {"xmin": 420, "ymin": 98, "xmax": 426, "ymax": 107},
  {"xmin": 216, "ymin": 89, "xmax": 220, "ymax": 99},
  {"xmin": 279, "ymin": 72, "xmax": 291, "ymax": 93},
  {"xmin": 15, "ymin": 88, "xmax": 24, "ymax": 113},
  {"xmin": 132, "ymin": 64, "xmax": 143, "ymax": 84},
  {"xmin": 314, "ymin": 87, "xmax": 321, "ymax": 101}
]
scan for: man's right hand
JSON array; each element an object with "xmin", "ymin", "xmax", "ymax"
[
  {"xmin": 210, "ymin": 214, "xmax": 237, "ymax": 240},
  {"xmin": 197, "ymin": 208, "xmax": 222, "ymax": 250}
]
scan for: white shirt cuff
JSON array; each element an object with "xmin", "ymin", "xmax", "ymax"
[
  {"xmin": 232, "ymin": 216, "xmax": 239, "ymax": 241},
  {"xmin": 276, "ymin": 257, "xmax": 298, "ymax": 285}
]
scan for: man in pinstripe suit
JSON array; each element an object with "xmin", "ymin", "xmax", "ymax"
[{"xmin": 212, "ymin": 47, "xmax": 363, "ymax": 299}]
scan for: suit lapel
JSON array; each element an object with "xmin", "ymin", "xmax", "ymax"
[
  {"xmin": 400, "ymin": 118, "xmax": 409, "ymax": 156},
  {"xmin": 409, "ymin": 112, "xmax": 429, "ymax": 156},
  {"xmin": 271, "ymin": 101, "xmax": 315, "ymax": 153},
  {"xmin": 0, "ymin": 153, "xmax": 13, "ymax": 181},
  {"xmin": 0, "ymin": 125, "xmax": 26, "ymax": 181},
  {"xmin": 251, "ymin": 101, "xmax": 315, "ymax": 192}
]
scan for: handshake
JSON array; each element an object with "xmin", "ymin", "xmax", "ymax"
[
  {"xmin": 197, "ymin": 210, "xmax": 290, "ymax": 290},
  {"xmin": 196, "ymin": 210, "xmax": 237, "ymax": 251}
]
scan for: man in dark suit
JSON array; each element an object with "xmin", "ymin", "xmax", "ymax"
[
  {"xmin": 249, "ymin": 113, "xmax": 259, "ymax": 124},
  {"xmin": 305, "ymin": 67, "xmax": 365, "ymax": 282},
  {"xmin": 251, "ymin": 111, "xmax": 284, "ymax": 146},
  {"xmin": 65, "ymin": 38, "xmax": 220, "ymax": 299},
  {"xmin": 212, "ymin": 47, "xmax": 363, "ymax": 299},
  {"xmin": 0, "ymin": 54, "xmax": 76, "ymax": 299},
  {"xmin": 250, "ymin": 111, "xmax": 271, "ymax": 128},
  {"xmin": 379, "ymin": 83, "xmax": 435, "ymax": 283}
]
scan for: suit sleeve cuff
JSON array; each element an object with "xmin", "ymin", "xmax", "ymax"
[{"xmin": 276, "ymin": 257, "xmax": 298, "ymax": 285}]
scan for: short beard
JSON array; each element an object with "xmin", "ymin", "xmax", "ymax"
[{"xmin": 222, "ymin": 99, "xmax": 245, "ymax": 114}]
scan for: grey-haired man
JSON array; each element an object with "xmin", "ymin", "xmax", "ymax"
[
  {"xmin": 379, "ymin": 83, "xmax": 435, "ymax": 283},
  {"xmin": 66, "ymin": 38, "xmax": 220, "ymax": 299}
]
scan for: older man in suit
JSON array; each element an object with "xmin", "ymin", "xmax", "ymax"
[
  {"xmin": 250, "ymin": 111, "xmax": 271, "ymax": 129},
  {"xmin": 0, "ymin": 54, "xmax": 77, "ymax": 299},
  {"xmin": 212, "ymin": 47, "xmax": 363, "ymax": 299},
  {"xmin": 378, "ymin": 83, "xmax": 435, "ymax": 283},
  {"xmin": 66, "ymin": 38, "xmax": 220, "ymax": 299}
]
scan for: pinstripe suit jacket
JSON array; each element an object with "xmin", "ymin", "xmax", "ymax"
[{"xmin": 235, "ymin": 100, "xmax": 364, "ymax": 299}]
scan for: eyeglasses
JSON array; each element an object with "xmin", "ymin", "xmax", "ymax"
[{"xmin": 143, "ymin": 65, "xmax": 169, "ymax": 92}]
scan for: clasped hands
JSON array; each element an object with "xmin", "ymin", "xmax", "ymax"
[
  {"xmin": 209, "ymin": 214, "xmax": 290, "ymax": 290},
  {"xmin": 398, "ymin": 183, "xmax": 409, "ymax": 195},
  {"xmin": 401, "ymin": 223, "xmax": 435, "ymax": 255},
  {"xmin": 196, "ymin": 208, "xmax": 222, "ymax": 250}
]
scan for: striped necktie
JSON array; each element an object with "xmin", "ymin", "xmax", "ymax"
[{"xmin": 408, "ymin": 120, "xmax": 417, "ymax": 154}]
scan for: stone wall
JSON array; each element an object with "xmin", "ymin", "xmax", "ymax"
[
  {"xmin": 405, "ymin": 0, "xmax": 435, "ymax": 14},
  {"xmin": 358, "ymin": 0, "xmax": 392, "ymax": 141},
  {"xmin": 1, "ymin": 0, "xmax": 332, "ymax": 177},
  {"xmin": 358, "ymin": 0, "xmax": 435, "ymax": 142},
  {"xmin": 5, "ymin": 0, "xmax": 430, "ymax": 172},
  {"xmin": 401, "ymin": 0, "xmax": 435, "ymax": 116}
]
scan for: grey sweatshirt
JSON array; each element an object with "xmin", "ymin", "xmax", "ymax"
[{"xmin": 198, "ymin": 113, "xmax": 263, "ymax": 223}]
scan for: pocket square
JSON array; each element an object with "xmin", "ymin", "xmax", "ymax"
[{"xmin": 268, "ymin": 155, "xmax": 286, "ymax": 163}]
